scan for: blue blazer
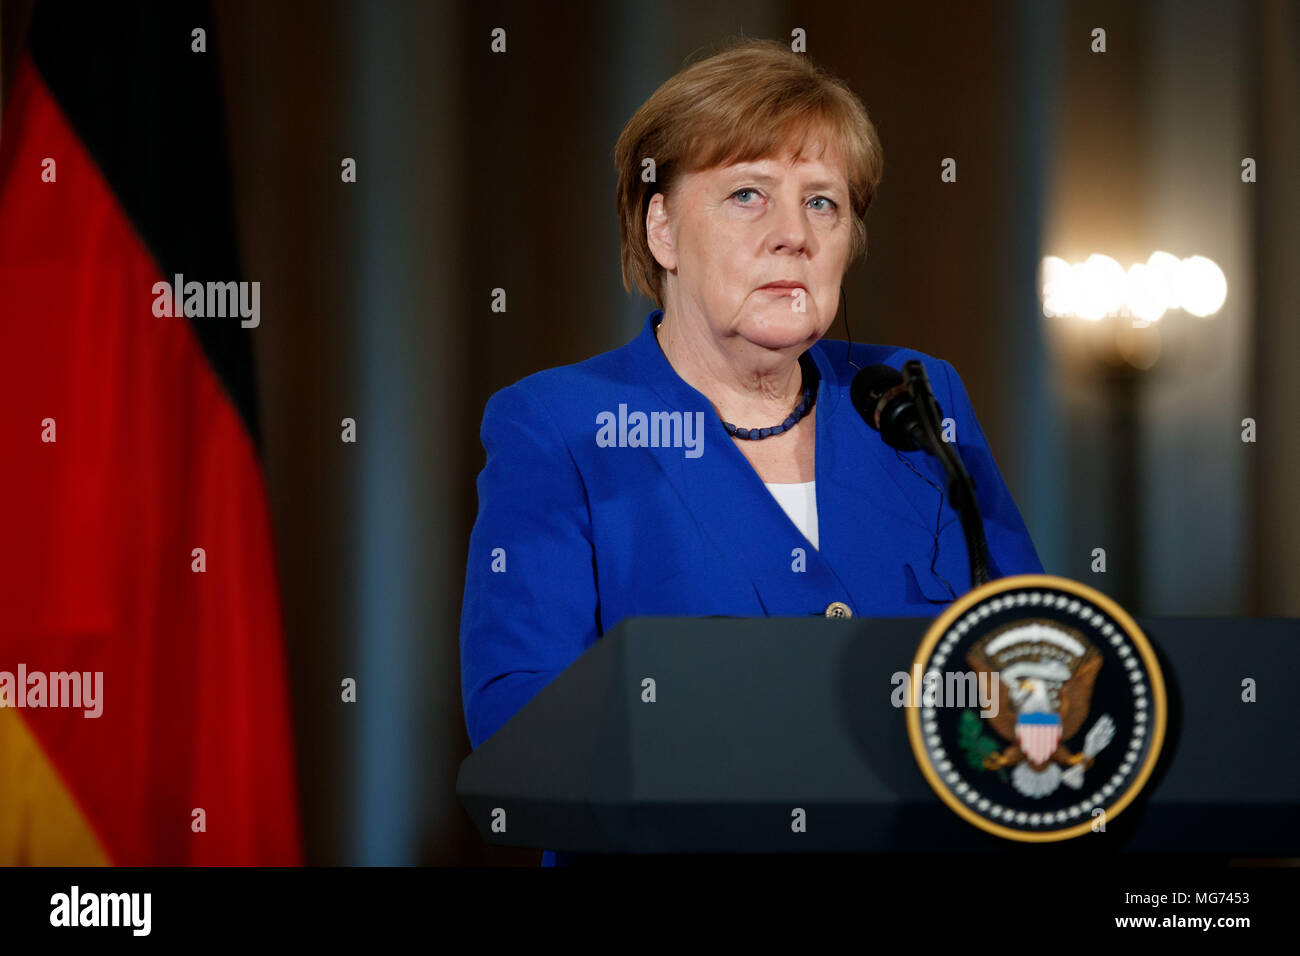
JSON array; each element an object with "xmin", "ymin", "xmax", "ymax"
[{"xmin": 460, "ymin": 309, "xmax": 1042, "ymax": 862}]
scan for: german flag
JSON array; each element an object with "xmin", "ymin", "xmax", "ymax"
[{"xmin": 0, "ymin": 3, "xmax": 301, "ymax": 864}]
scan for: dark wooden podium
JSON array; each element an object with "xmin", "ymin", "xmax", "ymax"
[{"xmin": 456, "ymin": 616, "xmax": 1300, "ymax": 855}]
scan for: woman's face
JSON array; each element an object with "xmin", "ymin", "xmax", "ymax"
[{"xmin": 647, "ymin": 140, "xmax": 853, "ymax": 354}]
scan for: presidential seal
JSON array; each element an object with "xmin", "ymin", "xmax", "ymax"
[{"xmin": 906, "ymin": 574, "xmax": 1166, "ymax": 841}]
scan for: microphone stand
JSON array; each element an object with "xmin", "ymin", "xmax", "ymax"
[{"xmin": 902, "ymin": 360, "xmax": 991, "ymax": 589}]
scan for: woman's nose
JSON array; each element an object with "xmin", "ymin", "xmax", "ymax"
[{"xmin": 767, "ymin": 200, "xmax": 811, "ymax": 255}]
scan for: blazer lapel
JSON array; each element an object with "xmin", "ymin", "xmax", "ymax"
[
  {"xmin": 807, "ymin": 337, "xmax": 961, "ymax": 608},
  {"xmin": 629, "ymin": 310, "xmax": 957, "ymax": 616}
]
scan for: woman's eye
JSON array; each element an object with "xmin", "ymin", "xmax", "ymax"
[{"xmin": 730, "ymin": 189, "xmax": 837, "ymax": 212}]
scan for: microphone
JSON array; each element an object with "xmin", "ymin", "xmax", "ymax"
[
  {"xmin": 849, "ymin": 364, "xmax": 940, "ymax": 452},
  {"xmin": 850, "ymin": 361, "xmax": 991, "ymax": 588}
]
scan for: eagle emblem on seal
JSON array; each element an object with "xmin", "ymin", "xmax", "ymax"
[{"xmin": 967, "ymin": 619, "xmax": 1116, "ymax": 798}]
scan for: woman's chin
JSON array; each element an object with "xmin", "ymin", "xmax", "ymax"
[{"xmin": 739, "ymin": 313, "xmax": 822, "ymax": 352}]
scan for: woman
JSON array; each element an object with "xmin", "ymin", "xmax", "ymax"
[{"xmin": 460, "ymin": 39, "xmax": 1042, "ymax": 865}]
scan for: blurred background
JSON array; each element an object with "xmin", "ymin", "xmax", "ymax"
[{"xmin": 2, "ymin": 0, "xmax": 1296, "ymax": 865}]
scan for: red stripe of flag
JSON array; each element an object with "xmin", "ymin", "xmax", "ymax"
[{"xmin": 0, "ymin": 55, "xmax": 301, "ymax": 864}]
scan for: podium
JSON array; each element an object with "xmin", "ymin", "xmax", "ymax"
[{"xmin": 456, "ymin": 615, "xmax": 1300, "ymax": 855}]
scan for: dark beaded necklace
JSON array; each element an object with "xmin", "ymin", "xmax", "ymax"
[{"xmin": 720, "ymin": 357, "xmax": 817, "ymax": 439}]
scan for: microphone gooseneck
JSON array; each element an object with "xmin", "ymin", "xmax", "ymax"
[{"xmin": 850, "ymin": 362, "xmax": 991, "ymax": 589}]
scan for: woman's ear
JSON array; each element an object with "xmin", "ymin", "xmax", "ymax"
[{"xmin": 645, "ymin": 191, "xmax": 678, "ymax": 272}]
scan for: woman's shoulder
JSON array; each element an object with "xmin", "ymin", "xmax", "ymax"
[
  {"xmin": 810, "ymin": 337, "xmax": 991, "ymax": 435},
  {"xmin": 811, "ymin": 336, "xmax": 958, "ymax": 387},
  {"xmin": 477, "ymin": 335, "xmax": 644, "ymax": 430}
]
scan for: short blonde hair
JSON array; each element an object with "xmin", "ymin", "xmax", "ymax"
[{"xmin": 614, "ymin": 38, "xmax": 884, "ymax": 308}]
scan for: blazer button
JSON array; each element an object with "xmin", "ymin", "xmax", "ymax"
[{"xmin": 824, "ymin": 601, "xmax": 853, "ymax": 619}]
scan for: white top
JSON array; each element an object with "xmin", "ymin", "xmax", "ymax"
[{"xmin": 763, "ymin": 480, "xmax": 819, "ymax": 550}]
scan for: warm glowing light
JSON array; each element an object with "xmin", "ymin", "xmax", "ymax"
[
  {"xmin": 1125, "ymin": 263, "xmax": 1167, "ymax": 324},
  {"xmin": 1145, "ymin": 251, "xmax": 1182, "ymax": 309},
  {"xmin": 1178, "ymin": 255, "xmax": 1228, "ymax": 317},
  {"xmin": 1076, "ymin": 254, "xmax": 1126, "ymax": 321},
  {"xmin": 1040, "ymin": 256, "xmax": 1073, "ymax": 318},
  {"xmin": 1040, "ymin": 251, "xmax": 1226, "ymax": 321}
]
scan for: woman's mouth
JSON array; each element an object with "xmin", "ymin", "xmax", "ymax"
[{"xmin": 757, "ymin": 282, "xmax": 807, "ymax": 295}]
